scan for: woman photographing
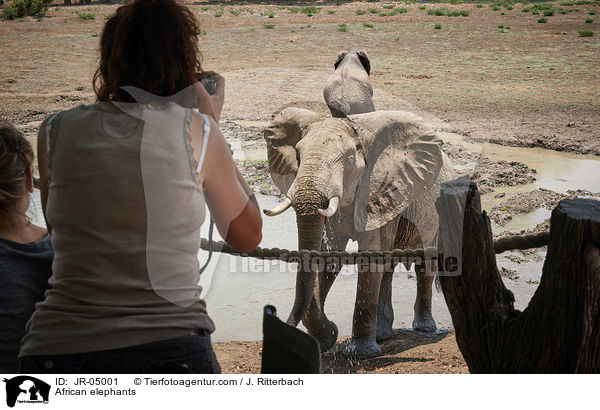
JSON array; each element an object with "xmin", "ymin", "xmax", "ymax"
[{"xmin": 19, "ymin": 0, "xmax": 262, "ymax": 373}]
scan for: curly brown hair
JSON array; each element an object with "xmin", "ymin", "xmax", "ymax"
[
  {"xmin": 93, "ymin": 0, "xmax": 203, "ymax": 103},
  {"xmin": 0, "ymin": 121, "xmax": 33, "ymax": 228}
]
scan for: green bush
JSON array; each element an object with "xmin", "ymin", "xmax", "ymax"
[
  {"xmin": 427, "ymin": 7, "xmax": 469, "ymax": 16},
  {"xmin": 77, "ymin": 11, "xmax": 95, "ymax": 20},
  {"xmin": 337, "ymin": 23, "xmax": 348, "ymax": 32},
  {"xmin": 498, "ymin": 24, "xmax": 504, "ymax": 28},
  {"xmin": 363, "ymin": 22, "xmax": 374, "ymax": 27},
  {"xmin": 585, "ymin": 17, "xmax": 594, "ymax": 22},
  {"xmin": 2, "ymin": 0, "xmax": 52, "ymax": 19},
  {"xmin": 589, "ymin": 9, "xmax": 597, "ymax": 14},
  {"xmin": 538, "ymin": 17, "xmax": 548, "ymax": 22},
  {"xmin": 578, "ymin": 29, "xmax": 594, "ymax": 35},
  {"xmin": 326, "ymin": 10, "xmax": 336, "ymax": 14},
  {"xmin": 301, "ymin": 6, "xmax": 320, "ymax": 16},
  {"xmin": 355, "ymin": 9, "xmax": 367, "ymax": 15},
  {"xmin": 262, "ymin": 23, "xmax": 275, "ymax": 29},
  {"xmin": 419, "ymin": 5, "xmax": 427, "ymax": 9},
  {"xmin": 568, "ymin": 0, "xmax": 595, "ymax": 4},
  {"xmin": 434, "ymin": 22, "xmax": 442, "ymax": 29},
  {"xmin": 476, "ymin": 3, "xmax": 483, "ymax": 7}
]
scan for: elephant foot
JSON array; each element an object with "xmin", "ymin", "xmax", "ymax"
[
  {"xmin": 375, "ymin": 324, "xmax": 397, "ymax": 342},
  {"xmin": 412, "ymin": 313, "xmax": 436, "ymax": 333},
  {"xmin": 334, "ymin": 338, "xmax": 382, "ymax": 359},
  {"xmin": 315, "ymin": 321, "xmax": 338, "ymax": 353}
]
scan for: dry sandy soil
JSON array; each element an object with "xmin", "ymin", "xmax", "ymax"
[{"xmin": 1, "ymin": 0, "xmax": 598, "ymax": 374}]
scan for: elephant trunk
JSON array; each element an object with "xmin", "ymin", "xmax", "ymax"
[{"xmin": 286, "ymin": 194, "xmax": 326, "ymax": 327}]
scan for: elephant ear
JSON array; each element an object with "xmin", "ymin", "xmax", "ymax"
[
  {"xmin": 355, "ymin": 50, "xmax": 371, "ymax": 76},
  {"xmin": 263, "ymin": 107, "xmax": 322, "ymax": 195},
  {"xmin": 350, "ymin": 111, "xmax": 444, "ymax": 232},
  {"xmin": 333, "ymin": 50, "xmax": 349, "ymax": 70}
]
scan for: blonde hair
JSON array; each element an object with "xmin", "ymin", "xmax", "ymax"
[{"xmin": 0, "ymin": 121, "xmax": 33, "ymax": 228}]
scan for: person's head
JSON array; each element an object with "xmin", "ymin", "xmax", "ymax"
[
  {"xmin": 93, "ymin": 0, "xmax": 203, "ymax": 102},
  {"xmin": 0, "ymin": 121, "xmax": 34, "ymax": 229}
]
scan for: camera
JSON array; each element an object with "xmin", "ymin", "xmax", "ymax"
[{"xmin": 200, "ymin": 75, "xmax": 217, "ymax": 96}]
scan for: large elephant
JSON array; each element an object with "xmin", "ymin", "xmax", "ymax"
[
  {"xmin": 323, "ymin": 50, "xmax": 375, "ymax": 118},
  {"xmin": 263, "ymin": 107, "xmax": 455, "ymax": 358}
]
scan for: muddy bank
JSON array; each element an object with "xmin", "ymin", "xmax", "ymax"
[
  {"xmin": 489, "ymin": 188, "xmax": 600, "ymax": 228},
  {"xmin": 441, "ymin": 142, "xmax": 537, "ymax": 195}
]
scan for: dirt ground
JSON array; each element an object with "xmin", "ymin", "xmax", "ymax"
[
  {"xmin": 214, "ymin": 330, "xmax": 468, "ymax": 374},
  {"xmin": 1, "ymin": 0, "xmax": 598, "ymax": 374},
  {"xmin": 1, "ymin": 0, "xmax": 599, "ymax": 154}
]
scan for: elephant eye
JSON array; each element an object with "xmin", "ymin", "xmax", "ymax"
[{"xmin": 296, "ymin": 150, "xmax": 301, "ymax": 166}]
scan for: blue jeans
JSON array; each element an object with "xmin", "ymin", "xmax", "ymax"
[{"xmin": 18, "ymin": 331, "xmax": 221, "ymax": 374}]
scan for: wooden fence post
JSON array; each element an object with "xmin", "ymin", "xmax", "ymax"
[{"xmin": 436, "ymin": 179, "xmax": 600, "ymax": 373}]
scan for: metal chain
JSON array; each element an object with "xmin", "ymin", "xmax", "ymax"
[{"xmin": 199, "ymin": 231, "xmax": 551, "ymax": 264}]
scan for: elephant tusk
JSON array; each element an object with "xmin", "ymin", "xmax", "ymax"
[
  {"xmin": 318, "ymin": 196, "xmax": 340, "ymax": 217},
  {"xmin": 263, "ymin": 197, "xmax": 292, "ymax": 216}
]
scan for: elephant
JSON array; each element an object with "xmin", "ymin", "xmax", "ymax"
[
  {"xmin": 323, "ymin": 50, "xmax": 375, "ymax": 118},
  {"xmin": 262, "ymin": 107, "xmax": 455, "ymax": 358}
]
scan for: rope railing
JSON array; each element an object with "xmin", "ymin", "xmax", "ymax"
[{"xmin": 199, "ymin": 231, "xmax": 551, "ymax": 264}]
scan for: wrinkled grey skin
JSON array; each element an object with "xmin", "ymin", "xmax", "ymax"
[
  {"xmin": 323, "ymin": 50, "xmax": 375, "ymax": 118},
  {"xmin": 264, "ymin": 108, "xmax": 455, "ymax": 358}
]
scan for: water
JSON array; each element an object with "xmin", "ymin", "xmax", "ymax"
[
  {"xmin": 438, "ymin": 132, "xmax": 600, "ymax": 310},
  {"xmin": 28, "ymin": 132, "xmax": 600, "ymax": 342}
]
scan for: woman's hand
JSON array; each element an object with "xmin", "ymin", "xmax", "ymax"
[{"xmin": 196, "ymin": 71, "xmax": 225, "ymax": 123}]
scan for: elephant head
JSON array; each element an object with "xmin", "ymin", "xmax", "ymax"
[
  {"xmin": 263, "ymin": 107, "xmax": 444, "ymax": 326},
  {"xmin": 323, "ymin": 50, "xmax": 375, "ymax": 118}
]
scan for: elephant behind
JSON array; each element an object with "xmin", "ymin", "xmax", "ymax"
[{"xmin": 323, "ymin": 50, "xmax": 375, "ymax": 118}]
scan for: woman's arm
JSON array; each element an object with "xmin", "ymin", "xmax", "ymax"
[{"xmin": 192, "ymin": 114, "xmax": 262, "ymax": 252}]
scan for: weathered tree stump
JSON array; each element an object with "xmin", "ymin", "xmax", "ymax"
[{"xmin": 436, "ymin": 179, "xmax": 600, "ymax": 373}]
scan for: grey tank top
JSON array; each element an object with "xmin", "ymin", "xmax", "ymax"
[{"xmin": 20, "ymin": 102, "xmax": 215, "ymax": 357}]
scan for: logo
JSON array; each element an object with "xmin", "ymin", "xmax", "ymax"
[{"xmin": 3, "ymin": 376, "xmax": 50, "ymax": 408}]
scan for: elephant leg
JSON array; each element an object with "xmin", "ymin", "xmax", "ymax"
[
  {"xmin": 302, "ymin": 234, "xmax": 349, "ymax": 353},
  {"xmin": 394, "ymin": 213, "xmax": 437, "ymax": 333},
  {"xmin": 337, "ymin": 265, "xmax": 384, "ymax": 358},
  {"xmin": 412, "ymin": 262, "xmax": 436, "ymax": 332},
  {"xmin": 376, "ymin": 267, "xmax": 396, "ymax": 342},
  {"xmin": 338, "ymin": 221, "xmax": 398, "ymax": 358}
]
